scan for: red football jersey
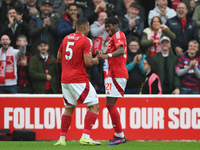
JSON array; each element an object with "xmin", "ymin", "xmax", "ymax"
[
  {"xmin": 107, "ymin": 31, "xmax": 128, "ymax": 79},
  {"xmin": 59, "ymin": 33, "xmax": 92, "ymax": 83}
]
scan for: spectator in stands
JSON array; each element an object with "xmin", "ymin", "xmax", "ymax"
[
  {"xmin": 119, "ymin": 2, "xmax": 144, "ymax": 40},
  {"xmin": 188, "ymin": 0, "xmax": 197, "ymax": 17},
  {"xmin": 125, "ymin": 36, "xmax": 146, "ymax": 94},
  {"xmin": 140, "ymin": 56, "xmax": 162, "ymax": 94},
  {"xmin": 102, "ymin": 0, "xmax": 123, "ymax": 18},
  {"xmin": 16, "ymin": 34, "xmax": 32, "ymax": 93},
  {"xmin": 52, "ymin": 0, "xmax": 63, "ymax": 13},
  {"xmin": 138, "ymin": 0, "xmax": 172, "ymax": 27},
  {"xmin": 0, "ymin": 7, "xmax": 30, "ymax": 49},
  {"xmin": 148, "ymin": 0, "xmax": 176, "ymax": 26},
  {"xmin": 0, "ymin": 34, "xmax": 26, "ymax": 93},
  {"xmin": 141, "ymin": 16, "xmax": 176, "ymax": 57},
  {"xmin": 121, "ymin": 0, "xmax": 145, "ymax": 24},
  {"xmin": 152, "ymin": 36, "xmax": 181, "ymax": 94},
  {"xmin": 118, "ymin": 0, "xmax": 134, "ymax": 17},
  {"xmin": 166, "ymin": 2, "xmax": 199, "ymax": 56},
  {"xmin": 0, "ymin": 0, "xmax": 24, "ymax": 24},
  {"xmin": 57, "ymin": 0, "xmax": 85, "ymax": 19},
  {"xmin": 57, "ymin": 3, "xmax": 78, "ymax": 44},
  {"xmin": 84, "ymin": 0, "xmax": 114, "ymax": 24},
  {"xmin": 28, "ymin": 40, "xmax": 59, "ymax": 94},
  {"xmin": 90, "ymin": 11, "xmax": 108, "ymax": 93},
  {"xmin": 176, "ymin": 40, "xmax": 200, "ymax": 94},
  {"xmin": 172, "ymin": 0, "xmax": 197, "ymax": 17},
  {"xmin": 29, "ymin": 0, "xmax": 59, "ymax": 57},
  {"xmin": 192, "ymin": 0, "xmax": 200, "ymax": 42},
  {"xmin": 21, "ymin": 0, "xmax": 40, "ymax": 24}
]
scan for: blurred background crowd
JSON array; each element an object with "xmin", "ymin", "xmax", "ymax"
[{"xmin": 0, "ymin": 0, "xmax": 200, "ymax": 94}]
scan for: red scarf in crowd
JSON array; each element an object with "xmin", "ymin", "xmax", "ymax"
[
  {"xmin": 149, "ymin": 29, "xmax": 162, "ymax": 57},
  {"xmin": 0, "ymin": 46, "xmax": 15, "ymax": 84},
  {"xmin": 45, "ymin": 57, "xmax": 51, "ymax": 90}
]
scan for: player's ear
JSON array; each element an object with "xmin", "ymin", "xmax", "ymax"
[
  {"xmin": 46, "ymin": 44, "xmax": 49, "ymax": 50},
  {"xmin": 114, "ymin": 24, "xmax": 118, "ymax": 28}
]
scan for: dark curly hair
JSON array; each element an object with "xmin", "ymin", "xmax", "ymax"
[{"xmin": 105, "ymin": 17, "xmax": 119, "ymax": 25}]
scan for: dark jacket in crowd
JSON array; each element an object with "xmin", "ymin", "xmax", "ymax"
[
  {"xmin": 141, "ymin": 71, "xmax": 160, "ymax": 94},
  {"xmin": 28, "ymin": 52, "xmax": 59, "ymax": 94},
  {"xmin": 0, "ymin": 0, "xmax": 15, "ymax": 23},
  {"xmin": 126, "ymin": 49, "xmax": 146, "ymax": 89},
  {"xmin": 0, "ymin": 20, "xmax": 30, "ymax": 48},
  {"xmin": 166, "ymin": 16, "xmax": 199, "ymax": 53},
  {"xmin": 57, "ymin": 13, "xmax": 76, "ymax": 44},
  {"xmin": 29, "ymin": 12, "xmax": 59, "ymax": 57},
  {"xmin": 119, "ymin": 14, "xmax": 144, "ymax": 40},
  {"xmin": 152, "ymin": 52, "xmax": 181, "ymax": 94},
  {"xmin": 22, "ymin": 4, "xmax": 40, "ymax": 24},
  {"xmin": 84, "ymin": 2, "xmax": 114, "ymax": 24}
]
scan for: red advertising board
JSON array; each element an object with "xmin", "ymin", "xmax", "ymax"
[{"xmin": 0, "ymin": 95, "xmax": 200, "ymax": 140}]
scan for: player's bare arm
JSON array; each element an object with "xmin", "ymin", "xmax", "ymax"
[
  {"xmin": 97, "ymin": 45, "xmax": 125, "ymax": 59},
  {"xmin": 84, "ymin": 53, "xmax": 99, "ymax": 66},
  {"xmin": 57, "ymin": 51, "xmax": 62, "ymax": 61}
]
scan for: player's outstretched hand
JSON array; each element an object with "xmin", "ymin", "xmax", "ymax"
[
  {"xmin": 95, "ymin": 49, "xmax": 101, "ymax": 55},
  {"xmin": 97, "ymin": 53, "xmax": 108, "ymax": 60}
]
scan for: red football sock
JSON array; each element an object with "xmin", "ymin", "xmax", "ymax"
[
  {"xmin": 60, "ymin": 115, "xmax": 71, "ymax": 136},
  {"xmin": 83, "ymin": 111, "xmax": 97, "ymax": 135},
  {"xmin": 106, "ymin": 104, "xmax": 123, "ymax": 133}
]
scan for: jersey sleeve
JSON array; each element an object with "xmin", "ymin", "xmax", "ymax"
[
  {"xmin": 113, "ymin": 32, "xmax": 125, "ymax": 48},
  {"xmin": 83, "ymin": 38, "xmax": 92, "ymax": 54}
]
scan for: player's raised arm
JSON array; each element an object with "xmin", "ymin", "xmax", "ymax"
[{"xmin": 108, "ymin": 45, "xmax": 125, "ymax": 57}]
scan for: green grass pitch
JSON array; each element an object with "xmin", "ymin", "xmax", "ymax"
[{"xmin": 0, "ymin": 141, "xmax": 200, "ymax": 150}]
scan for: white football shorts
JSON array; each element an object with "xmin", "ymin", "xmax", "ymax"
[
  {"xmin": 61, "ymin": 81, "xmax": 99, "ymax": 108},
  {"xmin": 105, "ymin": 77, "xmax": 127, "ymax": 97}
]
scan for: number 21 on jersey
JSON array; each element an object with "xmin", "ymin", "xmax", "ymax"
[
  {"xmin": 106, "ymin": 83, "xmax": 112, "ymax": 91},
  {"xmin": 65, "ymin": 42, "xmax": 74, "ymax": 60}
]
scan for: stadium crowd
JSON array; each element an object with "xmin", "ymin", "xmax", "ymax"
[{"xmin": 0, "ymin": 0, "xmax": 200, "ymax": 94}]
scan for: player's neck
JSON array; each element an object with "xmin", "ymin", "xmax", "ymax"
[{"xmin": 76, "ymin": 31, "xmax": 85, "ymax": 36}]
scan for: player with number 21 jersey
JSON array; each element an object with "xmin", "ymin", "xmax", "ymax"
[{"xmin": 107, "ymin": 31, "xmax": 128, "ymax": 79}]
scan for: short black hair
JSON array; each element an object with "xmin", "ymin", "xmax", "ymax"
[
  {"xmin": 75, "ymin": 18, "xmax": 89, "ymax": 29},
  {"xmin": 105, "ymin": 17, "xmax": 119, "ymax": 25},
  {"xmin": 7, "ymin": 7, "xmax": 16, "ymax": 14},
  {"xmin": 68, "ymin": 3, "xmax": 78, "ymax": 9},
  {"xmin": 130, "ymin": 2, "xmax": 140, "ymax": 10},
  {"xmin": 128, "ymin": 36, "xmax": 139, "ymax": 45},
  {"xmin": 37, "ymin": 39, "xmax": 48, "ymax": 46},
  {"xmin": 16, "ymin": 34, "xmax": 27, "ymax": 41}
]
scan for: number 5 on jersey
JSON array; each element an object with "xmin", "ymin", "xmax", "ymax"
[{"xmin": 65, "ymin": 42, "xmax": 74, "ymax": 60}]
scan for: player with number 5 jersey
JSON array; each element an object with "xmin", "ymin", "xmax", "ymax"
[
  {"xmin": 58, "ymin": 31, "xmax": 92, "ymax": 83},
  {"xmin": 54, "ymin": 18, "xmax": 101, "ymax": 146},
  {"xmin": 97, "ymin": 17, "xmax": 128, "ymax": 145}
]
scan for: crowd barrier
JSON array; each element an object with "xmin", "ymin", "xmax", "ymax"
[{"xmin": 0, "ymin": 94, "xmax": 200, "ymax": 140}]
